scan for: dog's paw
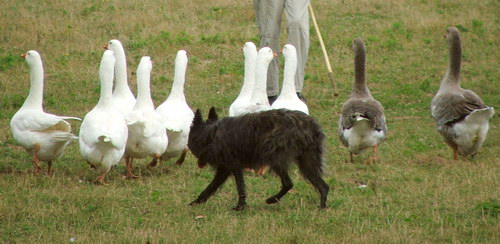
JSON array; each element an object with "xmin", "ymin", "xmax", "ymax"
[
  {"xmin": 232, "ymin": 203, "xmax": 246, "ymax": 211},
  {"xmin": 189, "ymin": 200, "xmax": 201, "ymax": 206},
  {"xmin": 266, "ymin": 197, "xmax": 279, "ymax": 204}
]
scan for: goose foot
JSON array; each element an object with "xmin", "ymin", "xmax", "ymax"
[
  {"xmin": 32, "ymin": 144, "xmax": 42, "ymax": 174},
  {"xmin": 453, "ymin": 149, "xmax": 459, "ymax": 160},
  {"xmin": 125, "ymin": 173, "xmax": 140, "ymax": 179},
  {"xmin": 124, "ymin": 156, "xmax": 139, "ymax": 179},
  {"xmin": 86, "ymin": 161, "xmax": 97, "ymax": 169},
  {"xmin": 175, "ymin": 149, "xmax": 188, "ymax": 165},
  {"xmin": 367, "ymin": 144, "xmax": 379, "ymax": 164},
  {"xmin": 93, "ymin": 172, "xmax": 108, "ymax": 185},
  {"xmin": 147, "ymin": 157, "xmax": 159, "ymax": 168},
  {"xmin": 46, "ymin": 161, "xmax": 53, "ymax": 176}
]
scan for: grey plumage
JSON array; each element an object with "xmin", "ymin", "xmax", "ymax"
[
  {"xmin": 338, "ymin": 38, "xmax": 387, "ymax": 159},
  {"xmin": 431, "ymin": 27, "xmax": 494, "ymax": 159},
  {"xmin": 431, "ymin": 89, "xmax": 486, "ymax": 126}
]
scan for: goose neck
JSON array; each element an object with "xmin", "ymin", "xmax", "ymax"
[
  {"xmin": 135, "ymin": 74, "xmax": 154, "ymax": 110},
  {"xmin": 22, "ymin": 59, "xmax": 44, "ymax": 110},
  {"xmin": 113, "ymin": 51, "xmax": 131, "ymax": 93},
  {"xmin": 239, "ymin": 66, "xmax": 256, "ymax": 100},
  {"xmin": 251, "ymin": 58, "xmax": 271, "ymax": 103},
  {"xmin": 352, "ymin": 48, "xmax": 370, "ymax": 97},
  {"xmin": 97, "ymin": 68, "xmax": 114, "ymax": 108},
  {"xmin": 281, "ymin": 55, "xmax": 297, "ymax": 96},
  {"xmin": 168, "ymin": 61, "xmax": 187, "ymax": 101},
  {"xmin": 447, "ymin": 36, "xmax": 461, "ymax": 82}
]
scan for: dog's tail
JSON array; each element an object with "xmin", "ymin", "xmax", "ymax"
[
  {"xmin": 296, "ymin": 131, "xmax": 329, "ymax": 208},
  {"xmin": 297, "ymin": 142, "xmax": 325, "ymax": 178}
]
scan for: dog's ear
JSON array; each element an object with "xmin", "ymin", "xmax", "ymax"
[
  {"xmin": 192, "ymin": 109, "xmax": 204, "ymax": 127},
  {"xmin": 207, "ymin": 106, "xmax": 218, "ymax": 122}
]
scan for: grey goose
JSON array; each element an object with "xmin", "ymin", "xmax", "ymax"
[
  {"xmin": 338, "ymin": 38, "xmax": 387, "ymax": 163},
  {"xmin": 431, "ymin": 27, "xmax": 495, "ymax": 160}
]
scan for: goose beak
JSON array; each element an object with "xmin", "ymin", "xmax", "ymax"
[
  {"xmin": 103, "ymin": 44, "xmax": 108, "ymax": 50},
  {"xmin": 273, "ymin": 52, "xmax": 278, "ymax": 57},
  {"xmin": 20, "ymin": 53, "xmax": 27, "ymax": 58}
]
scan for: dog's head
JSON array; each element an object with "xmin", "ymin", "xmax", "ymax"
[
  {"xmin": 189, "ymin": 107, "xmax": 220, "ymax": 168},
  {"xmin": 192, "ymin": 107, "xmax": 219, "ymax": 129}
]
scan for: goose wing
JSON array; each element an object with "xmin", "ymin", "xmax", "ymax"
[
  {"xmin": 126, "ymin": 110, "xmax": 166, "ymax": 138},
  {"xmin": 156, "ymin": 102, "xmax": 194, "ymax": 133},
  {"xmin": 12, "ymin": 110, "xmax": 79, "ymax": 133},
  {"xmin": 340, "ymin": 98, "xmax": 386, "ymax": 131},
  {"xmin": 431, "ymin": 89, "xmax": 486, "ymax": 126},
  {"xmin": 80, "ymin": 110, "xmax": 127, "ymax": 149}
]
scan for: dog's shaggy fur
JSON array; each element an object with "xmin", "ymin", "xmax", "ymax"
[{"xmin": 188, "ymin": 107, "xmax": 329, "ymax": 210}]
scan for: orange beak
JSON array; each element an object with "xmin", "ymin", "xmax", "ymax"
[
  {"xmin": 273, "ymin": 52, "xmax": 278, "ymax": 58},
  {"xmin": 21, "ymin": 53, "xmax": 27, "ymax": 58},
  {"xmin": 103, "ymin": 44, "xmax": 108, "ymax": 50}
]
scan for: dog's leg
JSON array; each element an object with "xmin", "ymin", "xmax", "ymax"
[
  {"xmin": 298, "ymin": 155, "xmax": 329, "ymax": 209},
  {"xmin": 306, "ymin": 174, "xmax": 329, "ymax": 208},
  {"xmin": 190, "ymin": 168, "xmax": 230, "ymax": 205},
  {"xmin": 266, "ymin": 170, "xmax": 293, "ymax": 204},
  {"xmin": 232, "ymin": 170, "xmax": 247, "ymax": 211}
]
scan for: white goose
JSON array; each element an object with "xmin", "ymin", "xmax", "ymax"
[
  {"xmin": 156, "ymin": 50, "xmax": 193, "ymax": 166},
  {"xmin": 271, "ymin": 44, "xmax": 309, "ymax": 115},
  {"xmin": 124, "ymin": 57, "xmax": 168, "ymax": 177},
  {"xmin": 338, "ymin": 38, "xmax": 387, "ymax": 163},
  {"xmin": 238, "ymin": 47, "xmax": 276, "ymax": 115},
  {"xmin": 106, "ymin": 39, "xmax": 136, "ymax": 115},
  {"xmin": 79, "ymin": 50, "xmax": 128, "ymax": 184},
  {"xmin": 431, "ymin": 27, "xmax": 494, "ymax": 160},
  {"xmin": 10, "ymin": 50, "xmax": 80, "ymax": 174},
  {"xmin": 229, "ymin": 42, "xmax": 257, "ymax": 117}
]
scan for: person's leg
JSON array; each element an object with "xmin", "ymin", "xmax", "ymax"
[
  {"xmin": 254, "ymin": 0, "xmax": 286, "ymax": 96},
  {"xmin": 285, "ymin": 0, "xmax": 310, "ymax": 93}
]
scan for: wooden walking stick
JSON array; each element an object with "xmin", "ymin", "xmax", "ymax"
[{"xmin": 308, "ymin": 3, "xmax": 339, "ymax": 96}]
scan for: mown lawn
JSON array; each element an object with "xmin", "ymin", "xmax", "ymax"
[{"xmin": 0, "ymin": 0, "xmax": 498, "ymax": 243}]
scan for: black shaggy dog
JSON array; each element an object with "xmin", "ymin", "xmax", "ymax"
[{"xmin": 188, "ymin": 107, "xmax": 329, "ymax": 211}]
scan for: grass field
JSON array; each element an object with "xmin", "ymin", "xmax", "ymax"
[{"xmin": 1, "ymin": 0, "xmax": 499, "ymax": 242}]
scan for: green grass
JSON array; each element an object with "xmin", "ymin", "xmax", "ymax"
[{"xmin": 1, "ymin": 0, "xmax": 499, "ymax": 242}]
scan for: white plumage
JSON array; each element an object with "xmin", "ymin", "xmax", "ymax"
[
  {"xmin": 340, "ymin": 116, "xmax": 385, "ymax": 155},
  {"xmin": 237, "ymin": 47, "xmax": 275, "ymax": 115},
  {"xmin": 124, "ymin": 57, "xmax": 168, "ymax": 177},
  {"xmin": 79, "ymin": 50, "xmax": 128, "ymax": 184},
  {"xmin": 10, "ymin": 50, "xmax": 80, "ymax": 174},
  {"xmin": 106, "ymin": 39, "xmax": 136, "ymax": 115},
  {"xmin": 156, "ymin": 50, "xmax": 193, "ymax": 165},
  {"xmin": 229, "ymin": 42, "xmax": 258, "ymax": 117},
  {"xmin": 447, "ymin": 108, "xmax": 495, "ymax": 155},
  {"xmin": 271, "ymin": 44, "xmax": 309, "ymax": 115}
]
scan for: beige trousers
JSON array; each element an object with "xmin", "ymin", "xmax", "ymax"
[{"xmin": 254, "ymin": 0, "xmax": 310, "ymax": 96}]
